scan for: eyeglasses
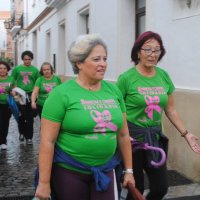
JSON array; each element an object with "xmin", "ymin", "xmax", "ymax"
[{"xmin": 140, "ymin": 48, "xmax": 161, "ymax": 56}]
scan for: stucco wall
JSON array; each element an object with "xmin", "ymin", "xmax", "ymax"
[{"xmin": 163, "ymin": 89, "xmax": 200, "ymax": 181}]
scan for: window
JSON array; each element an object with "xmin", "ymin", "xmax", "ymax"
[
  {"xmin": 57, "ymin": 20, "xmax": 66, "ymax": 75},
  {"xmin": 135, "ymin": 0, "xmax": 146, "ymax": 38},
  {"xmin": 85, "ymin": 14, "xmax": 89, "ymax": 34},
  {"xmin": 46, "ymin": 30, "xmax": 51, "ymax": 62},
  {"xmin": 78, "ymin": 5, "xmax": 90, "ymax": 34},
  {"xmin": 32, "ymin": 30, "xmax": 37, "ymax": 66}
]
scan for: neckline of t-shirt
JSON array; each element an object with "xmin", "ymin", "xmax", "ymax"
[
  {"xmin": 0, "ymin": 76, "xmax": 8, "ymax": 80},
  {"xmin": 22, "ymin": 65, "xmax": 33, "ymax": 68},
  {"xmin": 43, "ymin": 75, "xmax": 54, "ymax": 81},
  {"xmin": 73, "ymin": 79, "xmax": 103, "ymax": 92},
  {"xmin": 133, "ymin": 66, "xmax": 158, "ymax": 79}
]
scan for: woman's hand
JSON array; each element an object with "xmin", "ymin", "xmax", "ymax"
[
  {"xmin": 122, "ymin": 173, "xmax": 135, "ymax": 188},
  {"xmin": 31, "ymin": 101, "xmax": 37, "ymax": 109},
  {"xmin": 11, "ymin": 90, "xmax": 16, "ymax": 96},
  {"xmin": 34, "ymin": 182, "xmax": 51, "ymax": 200},
  {"xmin": 185, "ymin": 132, "xmax": 200, "ymax": 154}
]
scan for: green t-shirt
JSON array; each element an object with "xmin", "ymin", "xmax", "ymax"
[
  {"xmin": 11, "ymin": 65, "xmax": 40, "ymax": 93},
  {"xmin": 116, "ymin": 66, "xmax": 175, "ymax": 127},
  {"xmin": 0, "ymin": 76, "xmax": 15, "ymax": 104},
  {"xmin": 34, "ymin": 75, "xmax": 62, "ymax": 106},
  {"xmin": 42, "ymin": 79, "xmax": 126, "ymax": 170}
]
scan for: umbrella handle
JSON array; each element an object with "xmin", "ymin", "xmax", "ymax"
[
  {"xmin": 144, "ymin": 144, "xmax": 166, "ymax": 167},
  {"xmin": 131, "ymin": 141, "xmax": 166, "ymax": 167}
]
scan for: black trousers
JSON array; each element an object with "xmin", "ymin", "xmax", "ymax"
[
  {"xmin": 18, "ymin": 101, "xmax": 34, "ymax": 140},
  {"xmin": 0, "ymin": 103, "xmax": 11, "ymax": 144},
  {"xmin": 36, "ymin": 104, "xmax": 43, "ymax": 119},
  {"xmin": 125, "ymin": 122, "xmax": 168, "ymax": 200},
  {"xmin": 126, "ymin": 149, "xmax": 168, "ymax": 200}
]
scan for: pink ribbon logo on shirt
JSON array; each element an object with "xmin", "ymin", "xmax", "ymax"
[
  {"xmin": 90, "ymin": 110, "xmax": 118, "ymax": 135},
  {"xmin": 23, "ymin": 75, "xmax": 30, "ymax": 85},
  {"xmin": 144, "ymin": 95, "xmax": 161, "ymax": 120},
  {"xmin": 0, "ymin": 87, "xmax": 5, "ymax": 94},
  {"xmin": 45, "ymin": 85, "xmax": 52, "ymax": 93}
]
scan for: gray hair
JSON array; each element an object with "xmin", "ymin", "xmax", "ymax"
[{"xmin": 67, "ymin": 34, "xmax": 107, "ymax": 74}]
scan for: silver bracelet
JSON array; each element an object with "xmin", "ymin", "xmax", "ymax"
[{"xmin": 123, "ymin": 168, "xmax": 134, "ymax": 174}]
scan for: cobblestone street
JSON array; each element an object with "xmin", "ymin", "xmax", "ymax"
[{"xmin": 0, "ymin": 116, "xmax": 40, "ymax": 199}]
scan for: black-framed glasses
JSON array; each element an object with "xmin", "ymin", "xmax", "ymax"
[{"xmin": 141, "ymin": 48, "xmax": 161, "ymax": 56}]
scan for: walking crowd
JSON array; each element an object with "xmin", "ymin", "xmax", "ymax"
[{"xmin": 0, "ymin": 32, "xmax": 200, "ymax": 200}]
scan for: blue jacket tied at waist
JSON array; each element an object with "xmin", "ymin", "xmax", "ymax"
[
  {"xmin": 127, "ymin": 121, "xmax": 168, "ymax": 167},
  {"xmin": 53, "ymin": 145, "xmax": 120, "ymax": 191}
]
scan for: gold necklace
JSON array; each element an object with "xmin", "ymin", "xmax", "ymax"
[{"xmin": 76, "ymin": 78, "xmax": 101, "ymax": 91}]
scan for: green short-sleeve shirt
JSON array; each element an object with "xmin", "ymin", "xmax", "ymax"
[
  {"xmin": 117, "ymin": 66, "xmax": 175, "ymax": 127},
  {"xmin": 42, "ymin": 79, "xmax": 126, "ymax": 168},
  {"xmin": 0, "ymin": 76, "xmax": 15, "ymax": 104},
  {"xmin": 11, "ymin": 65, "xmax": 39, "ymax": 93},
  {"xmin": 34, "ymin": 75, "xmax": 62, "ymax": 106}
]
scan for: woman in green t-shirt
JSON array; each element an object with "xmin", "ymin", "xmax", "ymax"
[
  {"xmin": 31, "ymin": 62, "xmax": 62, "ymax": 118},
  {"xmin": 34, "ymin": 34, "xmax": 135, "ymax": 200},
  {"xmin": 0, "ymin": 61, "xmax": 14, "ymax": 150},
  {"xmin": 117, "ymin": 31, "xmax": 200, "ymax": 200}
]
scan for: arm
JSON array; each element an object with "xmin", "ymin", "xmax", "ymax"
[
  {"xmin": 35, "ymin": 118, "xmax": 61, "ymax": 199},
  {"xmin": 31, "ymin": 86, "xmax": 39, "ymax": 109},
  {"xmin": 117, "ymin": 113, "xmax": 135, "ymax": 187},
  {"xmin": 164, "ymin": 94, "xmax": 200, "ymax": 154}
]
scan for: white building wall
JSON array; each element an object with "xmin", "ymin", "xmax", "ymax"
[
  {"xmin": 20, "ymin": 0, "xmax": 135, "ymax": 77},
  {"xmin": 26, "ymin": 0, "xmax": 47, "ymax": 25},
  {"xmin": 0, "ymin": 20, "xmax": 6, "ymax": 50},
  {"xmin": 147, "ymin": 0, "xmax": 200, "ymax": 90},
  {"xmin": 17, "ymin": 0, "xmax": 200, "ymax": 90},
  {"xmin": 46, "ymin": 0, "xmax": 136, "ymax": 80}
]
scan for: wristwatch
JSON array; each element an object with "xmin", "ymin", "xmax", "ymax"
[{"xmin": 123, "ymin": 168, "xmax": 134, "ymax": 174}]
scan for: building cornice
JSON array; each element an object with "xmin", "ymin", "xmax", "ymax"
[
  {"xmin": 26, "ymin": 7, "xmax": 54, "ymax": 31},
  {"xmin": 45, "ymin": 0, "xmax": 70, "ymax": 8}
]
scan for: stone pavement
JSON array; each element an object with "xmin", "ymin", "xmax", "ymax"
[
  {"xmin": 1, "ymin": 116, "xmax": 200, "ymax": 199},
  {"xmin": 120, "ymin": 171, "xmax": 200, "ymax": 200},
  {"xmin": 0, "ymin": 116, "xmax": 40, "ymax": 199}
]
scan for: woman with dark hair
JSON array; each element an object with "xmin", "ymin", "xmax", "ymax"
[
  {"xmin": 11, "ymin": 50, "xmax": 40, "ymax": 145},
  {"xmin": 0, "ymin": 61, "xmax": 14, "ymax": 150},
  {"xmin": 31, "ymin": 62, "xmax": 62, "ymax": 118},
  {"xmin": 117, "ymin": 31, "xmax": 200, "ymax": 200}
]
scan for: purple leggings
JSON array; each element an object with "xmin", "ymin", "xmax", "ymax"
[{"xmin": 51, "ymin": 165, "xmax": 116, "ymax": 200}]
